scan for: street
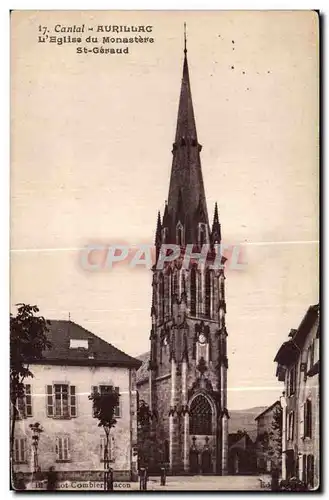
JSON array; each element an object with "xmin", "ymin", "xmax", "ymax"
[{"xmin": 26, "ymin": 474, "xmax": 272, "ymax": 491}]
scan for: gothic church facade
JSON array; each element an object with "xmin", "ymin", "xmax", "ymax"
[{"xmin": 137, "ymin": 42, "xmax": 229, "ymax": 475}]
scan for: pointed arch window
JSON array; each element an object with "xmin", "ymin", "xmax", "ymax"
[
  {"xmin": 162, "ymin": 227, "xmax": 168, "ymax": 244},
  {"xmin": 173, "ymin": 270, "xmax": 179, "ymax": 299},
  {"xmin": 164, "ymin": 271, "xmax": 170, "ymax": 319},
  {"xmin": 176, "ymin": 222, "xmax": 184, "ymax": 247},
  {"xmin": 159, "ymin": 274, "xmax": 165, "ymax": 322},
  {"xmin": 219, "ymin": 273, "xmax": 225, "ymax": 301},
  {"xmin": 198, "ymin": 223, "xmax": 207, "ymax": 248},
  {"xmin": 189, "ymin": 395, "xmax": 212, "ymax": 435},
  {"xmin": 205, "ymin": 269, "xmax": 211, "ymax": 318},
  {"xmin": 190, "ymin": 267, "xmax": 196, "ymax": 316}
]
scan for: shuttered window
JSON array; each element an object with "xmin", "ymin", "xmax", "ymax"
[
  {"xmin": 25, "ymin": 385, "xmax": 32, "ymax": 417},
  {"xmin": 92, "ymin": 385, "xmax": 121, "ymax": 418},
  {"xmin": 54, "ymin": 384, "xmax": 69, "ymax": 418},
  {"xmin": 288, "ymin": 366, "xmax": 296, "ymax": 396},
  {"xmin": 47, "ymin": 385, "xmax": 77, "ymax": 418},
  {"xmin": 15, "ymin": 384, "xmax": 32, "ymax": 419},
  {"xmin": 306, "ymin": 455, "xmax": 314, "ymax": 488},
  {"xmin": 300, "ymin": 404, "xmax": 305, "ymax": 439},
  {"xmin": 305, "ymin": 399, "xmax": 312, "ymax": 438},
  {"xmin": 14, "ymin": 438, "xmax": 27, "ymax": 463},
  {"xmin": 56, "ymin": 436, "xmax": 70, "ymax": 461},
  {"xmin": 287, "ymin": 411, "xmax": 295, "ymax": 441}
]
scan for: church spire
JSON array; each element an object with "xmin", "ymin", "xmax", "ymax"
[{"xmin": 164, "ymin": 28, "xmax": 209, "ymax": 244}]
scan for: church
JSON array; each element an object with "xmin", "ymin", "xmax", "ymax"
[{"xmin": 137, "ymin": 36, "xmax": 229, "ymax": 476}]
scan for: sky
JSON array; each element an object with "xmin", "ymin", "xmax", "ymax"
[{"xmin": 11, "ymin": 11, "xmax": 319, "ymax": 410}]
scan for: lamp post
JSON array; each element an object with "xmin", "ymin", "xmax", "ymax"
[
  {"xmin": 29, "ymin": 423, "xmax": 44, "ymax": 478},
  {"xmin": 280, "ymin": 392, "xmax": 287, "ymax": 481}
]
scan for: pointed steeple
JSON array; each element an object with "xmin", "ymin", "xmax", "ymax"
[
  {"xmin": 155, "ymin": 210, "xmax": 162, "ymax": 246},
  {"xmin": 211, "ymin": 202, "xmax": 221, "ymax": 243},
  {"xmin": 165, "ymin": 27, "xmax": 209, "ymax": 244}
]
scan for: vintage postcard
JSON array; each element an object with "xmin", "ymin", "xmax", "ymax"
[{"xmin": 10, "ymin": 10, "xmax": 319, "ymax": 491}]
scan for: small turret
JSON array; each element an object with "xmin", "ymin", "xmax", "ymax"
[{"xmin": 211, "ymin": 202, "xmax": 221, "ymax": 244}]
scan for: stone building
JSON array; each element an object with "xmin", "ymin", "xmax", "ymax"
[
  {"xmin": 254, "ymin": 401, "xmax": 281, "ymax": 472},
  {"xmin": 228, "ymin": 432, "xmax": 256, "ymax": 475},
  {"xmin": 275, "ymin": 304, "xmax": 320, "ymax": 489},
  {"xmin": 137, "ymin": 40, "xmax": 229, "ymax": 475},
  {"xmin": 12, "ymin": 320, "xmax": 141, "ymax": 481}
]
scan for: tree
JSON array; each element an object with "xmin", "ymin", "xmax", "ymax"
[
  {"xmin": 257, "ymin": 406, "xmax": 283, "ymax": 471},
  {"xmin": 136, "ymin": 400, "xmax": 160, "ymax": 473},
  {"xmin": 10, "ymin": 304, "xmax": 51, "ymax": 460},
  {"xmin": 267, "ymin": 406, "xmax": 283, "ymax": 469},
  {"xmin": 89, "ymin": 387, "xmax": 120, "ymax": 490}
]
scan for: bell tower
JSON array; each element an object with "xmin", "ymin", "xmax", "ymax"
[{"xmin": 147, "ymin": 28, "xmax": 229, "ymax": 475}]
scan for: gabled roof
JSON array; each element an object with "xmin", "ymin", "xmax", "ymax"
[
  {"xmin": 274, "ymin": 303, "xmax": 319, "ymax": 369},
  {"xmin": 255, "ymin": 401, "xmax": 280, "ymax": 421},
  {"xmin": 31, "ymin": 320, "xmax": 141, "ymax": 369},
  {"xmin": 228, "ymin": 432, "xmax": 254, "ymax": 449}
]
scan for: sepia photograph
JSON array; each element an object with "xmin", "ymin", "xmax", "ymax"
[{"xmin": 10, "ymin": 10, "xmax": 319, "ymax": 491}]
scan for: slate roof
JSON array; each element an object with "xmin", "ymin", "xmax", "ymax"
[
  {"xmin": 32, "ymin": 320, "xmax": 142, "ymax": 369},
  {"xmin": 164, "ymin": 49, "xmax": 210, "ymax": 244},
  {"xmin": 136, "ymin": 351, "xmax": 150, "ymax": 385}
]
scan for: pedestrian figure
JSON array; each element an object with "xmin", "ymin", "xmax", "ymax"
[
  {"xmin": 106, "ymin": 468, "xmax": 114, "ymax": 490},
  {"xmin": 46, "ymin": 466, "xmax": 57, "ymax": 491},
  {"xmin": 271, "ymin": 468, "xmax": 279, "ymax": 491}
]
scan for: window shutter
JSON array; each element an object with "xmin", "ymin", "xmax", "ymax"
[
  {"xmin": 25, "ymin": 385, "xmax": 32, "ymax": 417},
  {"xmin": 64, "ymin": 436, "xmax": 70, "ymax": 461},
  {"xmin": 55, "ymin": 436, "xmax": 60, "ymax": 460},
  {"xmin": 114, "ymin": 387, "xmax": 120, "ymax": 417},
  {"xmin": 70, "ymin": 385, "xmax": 77, "ymax": 417},
  {"xmin": 307, "ymin": 399, "xmax": 312, "ymax": 438},
  {"xmin": 302, "ymin": 455, "xmax": 307, "ymax": 482},
  {"xmin": 14, "ymin": 438, "xmax": 20, "ymax": 463},
  {"xmin": 304, "ymin": 403, "xmax": 307, "ymax": 437},
  {"xmin": 17, "ymin": 396, "xmax": 25, "ymax": 419},
  {"xmin": 20, "ymin": 438, "xmax": 26, "ymax": 462},
  {"xmin": 100, "ymin": 436, "xmax": 105, "ymax": 461},
  {"xmin": 91, "ymin": 386, "xmax": 98, "ymax": 417},
  {"xmin": 109, "ymin": 435, "xmax": 115, "ymax": 461},
  {"xmin": 46, "ymin": 385, "xmax": 54, "ymax": 417},
  {"xmin": 309, "ymin": 455, "xmax": 314, "ymax": 488},
  {"xmin": 300, "ymin": 404, "xmax": 305, "ymax": 439}
]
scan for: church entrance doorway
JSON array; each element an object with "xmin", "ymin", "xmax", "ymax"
[{"xmin": 189, "ymin": 395, "xmax": 215, "ymax": 474}]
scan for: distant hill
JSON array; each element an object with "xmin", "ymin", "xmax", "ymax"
[{"xmin": 229, "ymin": 406, "xmax": 267, "ymax": 441}]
